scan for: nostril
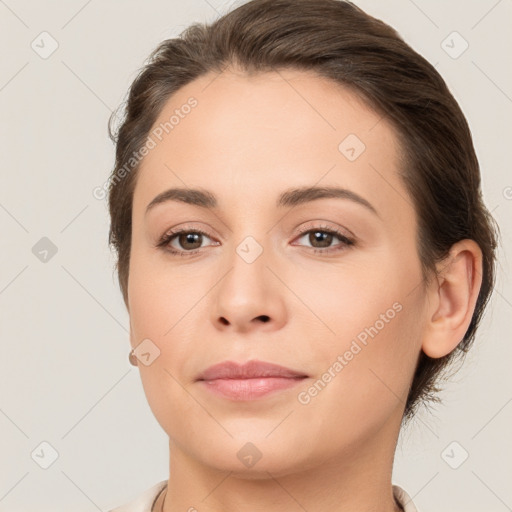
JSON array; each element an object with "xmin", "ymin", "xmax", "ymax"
[{"xmin": 258, "ymin": 315, "xmax": 270, "ymax": 322}]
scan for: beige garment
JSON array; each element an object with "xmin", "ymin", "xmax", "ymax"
[{"xmin": 109, "ymin": 480, "xmax": 419, "ymax": 512}]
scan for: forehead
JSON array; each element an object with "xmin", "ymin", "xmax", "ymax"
[{"xmin": 133, "ymin": 68, "xmax": 407, "ymax": 220}]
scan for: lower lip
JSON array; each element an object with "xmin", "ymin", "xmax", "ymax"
[{"xmin": 198, "ymin": 377, "xmax": 307, "ymax": 400}]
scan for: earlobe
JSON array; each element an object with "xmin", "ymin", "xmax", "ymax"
[{"xmin": 421, "ymin": 239, "xmax": 483, "ymax": 359}]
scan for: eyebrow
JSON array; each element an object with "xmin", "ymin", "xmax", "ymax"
[{"xmin": 145, "ymin": 186, "xmax": 379, "ymax": 217}]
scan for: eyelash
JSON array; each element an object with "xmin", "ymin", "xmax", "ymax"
[{"xmin": 156, "ymin": 224, "xmax": 355, "ymax": 257}]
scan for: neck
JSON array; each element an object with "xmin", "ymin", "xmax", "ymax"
[{"xmin": 160, "ymin": 412, "xmax": 404, "ymax": 512}]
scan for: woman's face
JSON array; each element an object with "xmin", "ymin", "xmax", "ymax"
[{"xmin": 128, "ymin": 68, "xmax": 428, "ymax": 476}]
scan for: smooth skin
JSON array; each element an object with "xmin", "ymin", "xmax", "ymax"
[{"xmin": 127, "ymin": 68, "xmax": 483, "ymax": 512}]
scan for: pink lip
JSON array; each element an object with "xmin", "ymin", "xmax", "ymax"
[{"xmin": 196, "ymin": 360, "xmax": 308, "ymax": 401}]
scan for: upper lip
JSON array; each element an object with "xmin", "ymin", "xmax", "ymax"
[{"xmin": 196, "ymin": 360, "xmax": 308, "ymax": 381}]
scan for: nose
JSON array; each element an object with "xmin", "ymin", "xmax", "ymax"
[{"xmin": 211, "ymin": 241, "xmax": 287, "ymax": 334}]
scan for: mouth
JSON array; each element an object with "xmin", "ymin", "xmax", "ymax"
[{"xmin": 196, "ymin": 359, "xmax": 309, "ymax": 401}]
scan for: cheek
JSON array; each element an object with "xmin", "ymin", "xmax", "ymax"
[
  {"xmin": 128, "ymin": 248, "xmax": 192, "ymax": 342},
  {"xmin": 128, "ymin": 255, "xmax": 199, "ymax": 436},
  {"xmin": 127, "ymin": 248, "xmax": 204, "ymax": 396},
  {"xmin": 294, "ymin": 248, "xmax": 425, "ymax": 404},
  {"xmin": 289, "ymin": 249, "xmax": 420, "ymax": 346},
  {"xmin": 295, "ymin": 296, "xmax": 424, "ymax": 453}
]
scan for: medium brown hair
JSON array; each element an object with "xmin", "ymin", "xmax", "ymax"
[{"xmin": 107, "ymin": 0, "xmax": 499, "ymax": 422}]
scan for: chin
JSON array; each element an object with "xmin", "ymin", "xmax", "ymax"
[{"xmin": 188, "ymin": 435, "xmax": 312, "ymax": 478}]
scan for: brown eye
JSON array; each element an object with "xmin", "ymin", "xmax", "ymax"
[
  {"xmin": 306, "ymin": 230, "xmax": 334, "ymax": 248},
  {"xmin": 175, "ymin": 232, "xmax": 204, "ymax": 251},
  {"xmin": 294, "ymin": 227, "xmax": 355, "ymax": 254},
  {"xmin": 157, "ymin": 228, "xmax": 216, "ymax": 255}
]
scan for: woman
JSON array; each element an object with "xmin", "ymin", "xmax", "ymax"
[{"xmin": 106, "ymin": 0, "xmax": 498, "ymax": 510}]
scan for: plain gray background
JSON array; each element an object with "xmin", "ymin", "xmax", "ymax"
[{"xmin": 0, "ymin": 0, "xmax": 511, "ymax": 511}]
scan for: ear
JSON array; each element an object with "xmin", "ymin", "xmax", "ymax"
[{"xmin": 422, "ymin": 239, "xmax": 483, "ymax": 359}]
